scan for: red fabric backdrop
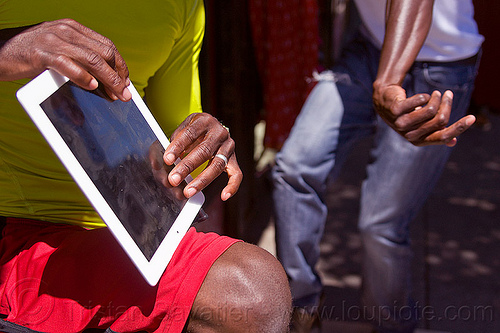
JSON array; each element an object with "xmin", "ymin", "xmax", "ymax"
[
  {"xmin": 249, "ymin": 0, "xmax": 320, "ymax": 149},
  {"xmin": 472, "ymin": 0, "xmax": 500, "ymax": 111}
]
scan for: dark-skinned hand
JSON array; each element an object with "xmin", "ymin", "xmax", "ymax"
[
  {"xmin": 164, "ymin": 113, "xmax": 243, "ymax": 201},
  {"xmin": 0, "ymin": 19, "xmax": 131, "ymax": 101},
  {"xmin": 373, "ymin": 83, "xmax": 475, "ymax": 147}
]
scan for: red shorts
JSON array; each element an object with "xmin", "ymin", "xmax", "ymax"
[{"xmin": 0, "ymin": 218, "xmax": 239, "ymax": 332}]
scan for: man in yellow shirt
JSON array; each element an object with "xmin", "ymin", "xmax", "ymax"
[{"xmin": 0, "ymin": 1, "xmax": 292, "ymax": 332}]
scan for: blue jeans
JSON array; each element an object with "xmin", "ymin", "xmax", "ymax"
[{"xmin": 272, "ymin": 32, "xmax": 480, "ymax": 332}]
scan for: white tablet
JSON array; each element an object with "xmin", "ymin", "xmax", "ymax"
[{"xmin": 16, "ymin": 69, "xmax": 205, "ymax": 286}]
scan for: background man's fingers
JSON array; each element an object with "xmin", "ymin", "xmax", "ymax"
[{"xmin": 415, "ymin": 115, "xmax": 476, "ymax": 146}]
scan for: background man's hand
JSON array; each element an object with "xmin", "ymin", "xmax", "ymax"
[{"xmin": 373, "ymin": 83, "xmax": 476, "ymax": 147}]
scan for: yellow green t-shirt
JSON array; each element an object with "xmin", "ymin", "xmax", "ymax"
[{"xmin": 0, "ymin": 0, "xmax": 205, "ymax": 228}]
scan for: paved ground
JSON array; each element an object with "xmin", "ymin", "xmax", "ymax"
[{"xmin": 258, "ymin": 114, "xmax": 500, "ymax": 333}]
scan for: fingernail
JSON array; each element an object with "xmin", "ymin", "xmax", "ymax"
[
  {"xmin": 122, "ymin": 87, "xmax": 132, "ymax": 101},
  {"xmin": 446, "ymin": 139, "xmax": 457, "ymax": 147},
  {"xmin": 165, "ymin": 153, "xmax": 176, "ymax": 165},
  {"xmin": 170, "ymin": 173, "xmax": 181, "ymax": 185},
  {"xmin": 89, "ymin": 78, "xmax": 99, "ymax": 90},
  {"xmin": 465, "ymin": 117, "xmax": 475, "ymax": 126},
  {"xmin": 186, "ymin": 187, "xmax": 197, "ymax": 198},
  {"xmin": 222, "ymin": 192, "xmax": 232, "ymax": 201}
]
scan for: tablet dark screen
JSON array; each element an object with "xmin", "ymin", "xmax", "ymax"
[{"xmin": 40, "ymin": 81, "xmax": 187, "ymax": 260}]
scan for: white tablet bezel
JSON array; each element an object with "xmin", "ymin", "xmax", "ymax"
[{"xmin": 16, "ymin": 69, "xmax": 205, "ymax": 286}]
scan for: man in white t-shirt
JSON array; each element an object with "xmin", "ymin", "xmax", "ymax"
[{"xmin": 272, "ymin": 0, "xmax": 483, "ymax": 332}]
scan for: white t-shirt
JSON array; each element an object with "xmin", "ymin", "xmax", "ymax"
[{"xmin": 353, "ymin": 0, "xmax": 484, "ymax": 61}]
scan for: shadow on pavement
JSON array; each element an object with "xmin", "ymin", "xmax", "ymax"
[{"xmin": 318, "ymin": 115, "xmax": 500, "ymax": 332}]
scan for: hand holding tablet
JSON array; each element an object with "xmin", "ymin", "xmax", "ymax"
[{"xmin": 16, "ymin": 69, "xmax": 204, "ymax": 286}]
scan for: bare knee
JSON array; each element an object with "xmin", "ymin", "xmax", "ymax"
[{"xmin": 186, "ymin": 242, "xmax": 292, "ymax": 333}]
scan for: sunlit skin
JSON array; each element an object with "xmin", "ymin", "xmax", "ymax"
[
  {"xmin": 373, "ymin": 0, "xmax": 476, "ymax": 147},
  {"xmin": 0, "ymin": 17, "xmax": 289, "ymax": 333},
  {"xmin": 0, "ymin": 19, "xmax": 242, "ymax": 201}
]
